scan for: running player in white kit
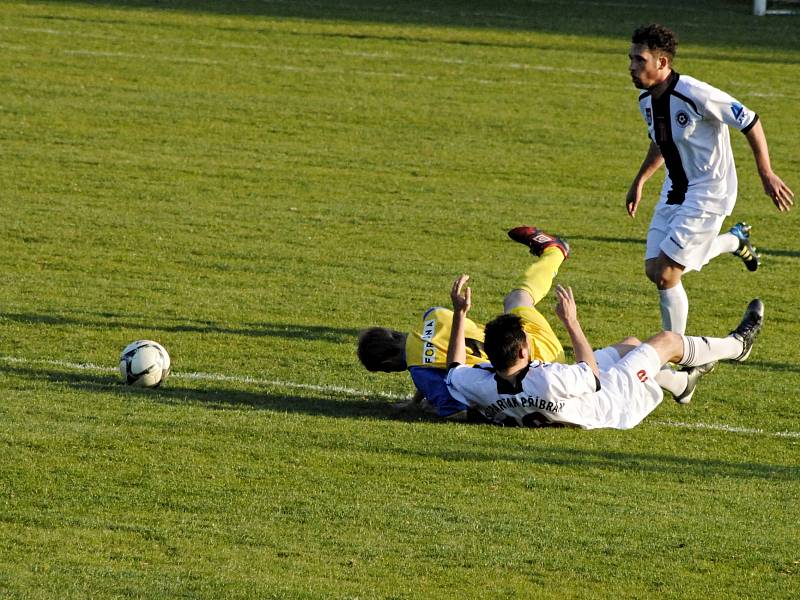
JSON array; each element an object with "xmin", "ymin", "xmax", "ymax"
[{"xmin": 625, "ymin": 24, "xmax": 793, "ymax": 335}]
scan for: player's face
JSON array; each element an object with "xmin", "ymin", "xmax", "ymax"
[{"xmin": 628, "ymin": 44, "xmax": 668, "ymax": 89}]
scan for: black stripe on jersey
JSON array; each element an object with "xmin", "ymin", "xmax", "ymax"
[
  {"xmin": 652, "ymin": 71, "xmax": 688, "ymax": 204},
  {"xmin": 741, "ymin": 113, "xmax": 759, "ymax": 135}
]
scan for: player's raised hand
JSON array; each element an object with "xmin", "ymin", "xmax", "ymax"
[
  {"xmin": 554, "ymin": 284, "xmax": 578, "ymax": 326},
  {"xmin": 761, "ymin": 171, "xmax": 795, "ymax": 212},
  {"xmin": 450, "ymin": 274, "xmax": 471, "ymax": 315}
]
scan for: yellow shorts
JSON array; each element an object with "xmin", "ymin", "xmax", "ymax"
[{"xmin": 510, "ymin": 306, "xmax": 564, "ymax": 363}]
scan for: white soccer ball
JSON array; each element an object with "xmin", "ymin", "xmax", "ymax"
[{"xmin": 119, "ymin": 340, "xmax": 171, "ymax": 388}]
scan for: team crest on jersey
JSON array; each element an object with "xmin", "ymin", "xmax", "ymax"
[
  {"xmin": 675, "ymin": 110, "xmax": 691, "ymax": 128},
  {"xmin": 730, "ymin": 102, "xmax": 747, "ymax": 125},
  {"xmin": 645, "ymin": 107, "xmax": 652, "ymax": 126}
]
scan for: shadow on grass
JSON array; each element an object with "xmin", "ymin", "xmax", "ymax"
[
  {"xmin": 19, "ymin": 0, "xmax": 800, "ymax": 58},
  {"xmin": 1, "ymin": 362, "xmax": 412, "ymax": 420},
  {"xmin": 0, "ymin": 311, "xmax": 358, "ymax": 343},
  {"xmin": 396, "ymin": 445, "xmax": 800, "ymax": 482},
  {"xmin": 760, "ymin": 247, "xmax": 800, "ymax": 259},
  {"xmin": 743, "ymin": 359, "xmax": 800, "ymax": 374},
  {"xmin": 570, "ymin": 235, "xmax": 643, "ymax": 246},
  {"xmin": 3, "ymin": 362, "xmax": 798, "ymax": 482}
]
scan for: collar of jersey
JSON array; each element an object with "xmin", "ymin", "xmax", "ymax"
[{"xmin": 494, "ymin": 363, "xmax": 531, "ymax": 395}]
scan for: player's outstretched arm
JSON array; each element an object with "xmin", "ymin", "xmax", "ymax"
[
  {"xmin": 744, "ymin": 119, "xmax": 795, "ymax": 212},
  {"xmin": 554, "ymin": 285, "xmax": 599, "ymax": 378},
  {"xmin": 446, "ymin": 274, "xmax": 471, "ymax": 367},
  {"xmin": 626, "ymin": 141, "xmax": 664, "ymax": 218}
]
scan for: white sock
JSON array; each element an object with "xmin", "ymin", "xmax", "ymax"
[
  {"xmin": 707, "ymin": 232, "xmax": 740, "ymax": 260},
  {"xmin": 654, "ymin": 366, "xmax": 688, "ymax": 396},
  {"xmin": 679, "ymin": 335, "xmax": 743, "ymax": 367},
  {"xmin": 659, "ymin": 283, "xmax": 689, "ymax": 334}
]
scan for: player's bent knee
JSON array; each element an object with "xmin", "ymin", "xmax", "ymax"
[
  {"xmin": 645, "ymin": 331, "xmax": 683, "ymax": 364},
  {"xmin": 647, "ymin": 256, "xmax": 684, "ymax": 289}
]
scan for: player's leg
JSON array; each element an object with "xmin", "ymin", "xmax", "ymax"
[
  {"xmin": 647, "ymin": 206, "xmax": 727, "ymax": 334},
  {"xmin": 645, "ymin": 205, "xmax": 689, "ymax": 334},
  {"xmin": 603, "ymin": 336, "xmax": 642, "ymax": 361},
  {"xmin": 504, "ymin": 226, "xmax": 569, "ymax": 311},
  {"xmin": 642, "ymin": 298, "xmax": 764, "ymax": 367},
  {"xmin": 594, "ymin": 337, "xmax": 698, "ymax": 404},
  {"xmin": 587, "ymin": 343, "xmax": 665, "ymax": 430},
  {"xmin": 655, "ymin": 362, "xmax": 717, "ymax": 404},
  {"xmin": 591, "ymin": 337, "xmax": 641, "ymax": 373},
  {"xmin": 503, "ymin": 226, "xmax": 571, "ymax": 362},
  {"xmin": 645, "ymin": 253, "xmax": 688, "ymax": 334},
  {"xmin": 707, "ymin": 222, "xmax": 760, "ymax": 271}
]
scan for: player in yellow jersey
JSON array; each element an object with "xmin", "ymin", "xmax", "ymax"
[{"xmin": 357, "ymin": 226, "xmax": 570, "ymax": 419}]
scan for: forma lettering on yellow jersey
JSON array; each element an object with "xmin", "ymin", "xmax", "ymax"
[{"xmin": 422, "ymin": 318, "xmax": 437, "ymax": 364}]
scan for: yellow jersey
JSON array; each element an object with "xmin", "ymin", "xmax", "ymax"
[{"xmin": 405, "ymin": 307, "xmax": 488, "ymax": 368}]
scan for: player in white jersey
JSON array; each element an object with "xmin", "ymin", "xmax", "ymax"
[
  {"xmin": 625, "ymin": 24, "xmax": 794, "ymax": 335},
  {"xmin": 444, "ymin": 275, "xmax": 764, "ymax": 429}
]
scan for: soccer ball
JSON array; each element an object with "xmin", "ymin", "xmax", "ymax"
[{"xmin": 119, "ymin": 340, "xmax": 171, "ymax": 388}]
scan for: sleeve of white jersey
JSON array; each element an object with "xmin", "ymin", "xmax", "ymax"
[
  {"xmin": 543, "ymin": 362, "xmax": 598, "ymax": 399},
  {"xmin": 444, "ymin": 364, "xmax": 472, "ymax": 406},
  {"xmin": 638, "ymin": 98, "xmax": 654, "ymax": 141},
  {"xmin": 694, "ymin": 82, "xmax": 757, "ymax": 131}
]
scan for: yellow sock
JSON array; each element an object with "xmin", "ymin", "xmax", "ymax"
[{"xmin": 511, "ymin": 248, "xmax": 564, "ymax": 305}]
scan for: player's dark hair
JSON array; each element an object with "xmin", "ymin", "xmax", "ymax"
[
  {"xmin": 357, "ymin": 327, "xmax": 407, "ymax": 372},
  {"xmin": 632, "ymin": 23, "xmax": 677, "ymax": 60},
  {"xmin": 483, "ymin": 313, "xmax": 528, "ymax": 371}
]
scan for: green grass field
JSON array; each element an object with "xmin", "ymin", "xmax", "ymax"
[{"xmin": 1, "ymin": 1, "xmax": 798, "ymax": 597}]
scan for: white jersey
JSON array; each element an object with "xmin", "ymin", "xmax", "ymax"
[
  {"xmin": 638, "ymin": 72, "xmax": 758, "ymax": 216},
  {"xmin": 445, "ymin": 345, "xmax": 665, "ymax": 430}
]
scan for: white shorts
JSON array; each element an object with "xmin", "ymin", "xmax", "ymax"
[
  {"xmin": 584, "ymin": 344, "xmax": 664, "ymax": 430},
  {"xmin": 645, "ymin": 204, "xmax": 726, "ymax": 272},
  {"xmin": 594, "ymin": 346, "xmax": 622, "ymax": 370}
]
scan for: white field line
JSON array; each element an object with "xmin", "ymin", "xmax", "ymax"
[
  {"xmin": 0, "ymin": 355, "xmax": 404, "ymax": 400},
  {"xmin": 1, "ymin": 354, "xmax": 798, "ymax": 439}
]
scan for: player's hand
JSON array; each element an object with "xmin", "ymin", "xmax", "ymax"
[
  {"xmin": 554, "ymin": 284, "xmax": 578, "ymax": 326},
  {"xmin": 450, "ymin": 274, "xmax": 471, "ymax": 315},
  {"xmin": 625, "ymin": 183, "xmax": 642, "ymax": 218},
  {"xmin": 761, "ymin": 171, "xmax": 795, "ymax": 212}
]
